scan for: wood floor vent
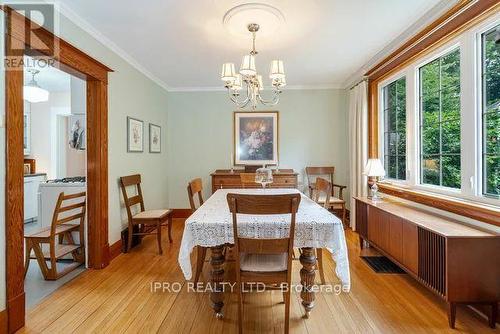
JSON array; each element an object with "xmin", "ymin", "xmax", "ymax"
[{"xmin": 418, "ymin": 228, "xmax": 446, "ymax": 297}]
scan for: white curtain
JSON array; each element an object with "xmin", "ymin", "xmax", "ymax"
[{"xmin": 348, "ymin": 80, "xmax": 369, "ymax": 230}]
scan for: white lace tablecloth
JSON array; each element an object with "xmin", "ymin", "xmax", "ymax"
[{"xmin": 178, "ymin": 188, "xmax": 350, "ymax": 289}]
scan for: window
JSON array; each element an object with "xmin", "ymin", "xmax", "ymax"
[
  {"xmin": 482, "ymin": 25, "xmax": 500, "ymax": 197},
  {"xmin": 382, "ymin": 77, "xmax": 406, "ymax": 180},
  {"xmin": 419, "ymin": 49, "xmax": 461, "ymax": 189}
]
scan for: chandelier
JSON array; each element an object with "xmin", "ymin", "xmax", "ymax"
[
  {"xmin": 24, "ymin": 69, "xmax": 49, "ymax": 103},
  {"xmin": 220, "ymin": 23, "xmax": 286, "ymax": 110}
]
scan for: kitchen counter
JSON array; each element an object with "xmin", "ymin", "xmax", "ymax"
[{"xmin": 24, "ymin": 173, "xmax": 47, "ymax": 178}]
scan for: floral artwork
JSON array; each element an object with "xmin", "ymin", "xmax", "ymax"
[
  {"xmin": 149, "ymin": 123, "xmax": 161, "ymax": 153},
  {"xmin": 127, "ymin": 117, "xmax": 144, "ymax": 152},
  {"xmin": 234, "ymin": 111, "xmax": 278, "ymax": 165}
]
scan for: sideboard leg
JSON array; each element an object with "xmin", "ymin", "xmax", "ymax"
[
  {"xmin": 210, "ymin": 245, "xmax": 225, "ymax": 318},
  {"xmin": 490, "ymin": 302, "xmax": 498, "ymax": 329},
  {"xmin": 299, "ymin": 247, "xmax": 316, "ymax": 318},
  {"xmin": 448, "ymin": 302, "xmax": 456, "ymax": 329}
]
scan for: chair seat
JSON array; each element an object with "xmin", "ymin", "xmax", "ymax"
[
  {"xmin": 316, "ymin": 195, "xmax": 345, "ymax": 205},
  {"xmin": 24, "ymin": 224, "xmax": 79, "ymax": 239},
  {"xmin": 133, "ymin": 209, "xmax": 172, "ymax": 220},
  {"xmin": 240, "ymin": 253, "xmax": 288, "ymax": 272}
]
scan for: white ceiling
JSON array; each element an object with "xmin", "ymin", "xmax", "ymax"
[
  {"xmin": 58, "ymin": 0, "xmax": 444, "ymax": 90},
  {"xmin": 24, "ymin": 56, "xmax": 71, "ymax": 92}
]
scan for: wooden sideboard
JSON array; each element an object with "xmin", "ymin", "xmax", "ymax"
[
  {"xmin": 355, "ymin": 197, "xmax": 499, "ymax": 329},
  {"xmin": 211, "ymin": 169, "xmax": 298, "ymax": 193}
]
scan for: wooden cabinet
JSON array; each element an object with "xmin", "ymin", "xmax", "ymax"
[
  {"xmin": 211, "ymin": 169, "xmax": 298, "ymax": 193},
  {"xmin": 354, "ymin": 197, "xmax": 499, "ymax": 329}
]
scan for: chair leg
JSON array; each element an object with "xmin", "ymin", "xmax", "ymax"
[
  {"xmin": 317, "ymin": 248, "xmax": 326, "ymax": 285},
  {"xmin": 156, "ymin": 222, "xmax": 163, "ymax": 255},
  {"xmin": 284, "ymin": 289, "xmax": 291, "ymax": 334},
  {"xmin": 237, "ymin": 282, "xmax": 243, "ymax": 334},
  {"xmin": 167, "ymin": 215, "xmax": 173, "ymax": 243},
  {"xmin": 127, "ymin": 223, "xmax": 133, "ymax": 253},
  {"xmin": 24, "ymin": 239, "xmax": 32, "ymax": 278},
  {"xmin": 342, "ymin": 204, "xmax": 346, "ymax": 226},
  {"xmin": 193, "ymin": 246, "xmax": 207, "ymax": 284}
]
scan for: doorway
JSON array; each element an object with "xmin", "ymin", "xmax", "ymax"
[
  {"xmin": 23, "ymin": 56, "xmax": 88, "ymax": 308},
  {"xmin": 3, "ymin": 7, "xmax": 112, "ymax": 332}
]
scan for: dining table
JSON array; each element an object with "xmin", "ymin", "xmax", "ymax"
[{"xmin": 178, "ymin": 188, "xmax": 350, "ymax": 318}]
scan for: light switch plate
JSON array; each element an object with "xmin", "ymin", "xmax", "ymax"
[{"xmin": 0, "ymin": 115, "xmax": 5, "ymax": 128}]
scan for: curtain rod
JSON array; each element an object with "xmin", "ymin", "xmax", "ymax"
[{"xmin": 349, "ymin": 77, "xmax": 368, "ymax": 90}]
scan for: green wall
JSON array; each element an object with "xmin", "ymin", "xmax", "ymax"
[{"xmin": 166, "ymin": 89, "xmax": 349, "ymax": 208}]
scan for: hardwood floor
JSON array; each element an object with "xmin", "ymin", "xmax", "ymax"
[{"xmin": 19, "ymin": 219, "xmax": 493, "ymax": 333}]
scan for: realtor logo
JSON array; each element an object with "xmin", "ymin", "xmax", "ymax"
[{"xmin": 3, "ymin": 2, "xmax": 59, "ymax": 70}]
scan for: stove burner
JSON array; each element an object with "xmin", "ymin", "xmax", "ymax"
[{"xmin": 48, "ymin": 176, "xmax": 86, "ymax": 183}]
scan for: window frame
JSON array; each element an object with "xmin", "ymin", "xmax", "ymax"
[
  {"xmin": 378, "ymin": 73, "xmax": 408, "ymax": 183},
  {"xmin": 376, "ymin": 11, "xmax": 500, "ymax": 207},
  {"xmin": 477, "ymin": 20, "xmax": 500, "ymax": 199}
]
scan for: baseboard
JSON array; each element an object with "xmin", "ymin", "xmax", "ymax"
[
  {"xmin": 7, "ymin": 292, "xmax": 25, "ymax": 333},
  {"xmin": 0, "ymin": 308, "xmax": 7, "ymax": 334},
  {"xmin": 171, "ymin": 208, "xmax": 192, "ymax": 219},
  {"xmin": 109, "ymin": 239, "xmax": 122, "ymax": 261}
]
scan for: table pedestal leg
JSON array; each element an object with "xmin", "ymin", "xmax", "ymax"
[
  {"xmin": 300, "ymin": 247, "xmax": 316, "ymax": 318},
  {"xmin": 210, "ymin": 245, "xmax": 225, "ymax": 318}
]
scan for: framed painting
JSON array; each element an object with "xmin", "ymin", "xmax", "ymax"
[
  {"xmin": 127, "ymin": 117, "xmax": 144, "ymax": 152},
  {"xmin": 68, "ymin": 114, "xmax": 86, "ymax": 150},
  {"xmin": 149, "ymin": 123, "xmax": 161, "ymax": 153},
  {"xmin": 234, "ymin": 111, "xmax": 279, "ymax": 166}
]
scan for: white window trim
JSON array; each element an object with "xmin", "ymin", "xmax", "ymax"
[
  {"xmin": 378, "ymin": 72, "xmax": 408, "ymax": 184},
  {"xmin": 377, "ymin": 11, "xmax": 500, "ymax": 207}
]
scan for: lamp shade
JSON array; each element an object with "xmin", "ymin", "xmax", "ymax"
[
  {"xmin": 363, "ymin": 159, "xmax": 386, "ymax": 177},
  {"xmin": 23, "ymin": 85, "xmax": 49, "ymax": 103},
  {"xmin": 269, "ymin": 60, "xmax": 285, "ymax": 79},
  {"xmin": 221, "ymin": 63, "xmax": 236, "ymax": 82},
  {"xmin": 240, "ymin": 54, "xmax": 256, "ymax": 76}
]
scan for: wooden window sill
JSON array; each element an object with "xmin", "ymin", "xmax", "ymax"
[{"xmin": 377, "ymin": 183, "xmax": 500, "ymax": 227}]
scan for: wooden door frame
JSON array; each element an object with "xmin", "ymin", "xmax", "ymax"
[{"xmin": 3, "ymin": 7, "xmax": 112, "ymax": 332}]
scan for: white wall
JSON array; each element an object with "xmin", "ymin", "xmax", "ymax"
[
  {"xmin": 27, "ymin": 92, "xmax": 71, "ymax": 179},
  {"xmin": 166, "ymin": 89, "xmax": 349, "ymax": 208}
]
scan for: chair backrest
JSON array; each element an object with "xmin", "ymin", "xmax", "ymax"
[
  {"xmin": 187, "ymin": 178, "xmax": 204, "ymax": 212},
  {"xmin": 51, "ymin": 191, "xmax": 86, "ymax": 237},
  {"xmin": 119, "ymin": 174, "xmax": 145, "ymax": 223},
  {"xmin": 313, "ymin": 177, "xmax": 331, "ymax": 209},
  {"xmin": 306, "ymin": 166, "xmax": 335, "ymax": 183},
  {"xmin": 240, "ymin": 173, "xmax": 256, "ymax": 188},
  {"xmin": 227, "ymin": 193, "xmax": 301, "ymax": 273}
]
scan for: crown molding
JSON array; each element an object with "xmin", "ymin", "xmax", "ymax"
[
  {"xmin": 342, "ymin": 0, "xmax": 460, "ymax": 88},
  {"xmin": 53, "ymin": 2, "xmax": 172, "ymax": 92},
  {"xmin": 168, "ymin": 83, "xmax": 344, "ymax": 93}
]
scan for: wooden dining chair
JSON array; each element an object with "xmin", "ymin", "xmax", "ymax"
[
  {"xmin": 227, "ymin": 193, "xmax": 301, "ymax": 334},
  {"xmin": 119, "ymin": 174, "xmax": 172, "ymax": 255},
  {"xmin": 240, "ymin": 173, "xmax": 256, "ymax": 188},
  {"xmin": 187, "ymin": 178, "xmax": 207, "ymax": 284},
  {"xmin": 306, "ymin": 166, "xmax": 347, "ymax": 225},
  {"xmin": 24, "ymin": 191, "xmax": 86, "ymax": 280}
]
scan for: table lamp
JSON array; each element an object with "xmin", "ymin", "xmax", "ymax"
[{"xmin": 363, "ymin": 159, "xmax": 386, "ymax": 201}]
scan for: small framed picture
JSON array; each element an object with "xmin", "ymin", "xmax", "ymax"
[
  {"xmin": 127, "ymin": 117, "xmax": 144, "ymax": 152},
  {"xmin": 149, "ymin": 123, "xmax": 161, "ymax": 153}
]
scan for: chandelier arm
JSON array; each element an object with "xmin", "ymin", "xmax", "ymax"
[
  {"xmin": 257, "ymin": 90, "xmax": 281, "ymax": 106},
  {"xmin": 228, "ymin": 84, "xmax": 251, "ymax": 108}
]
